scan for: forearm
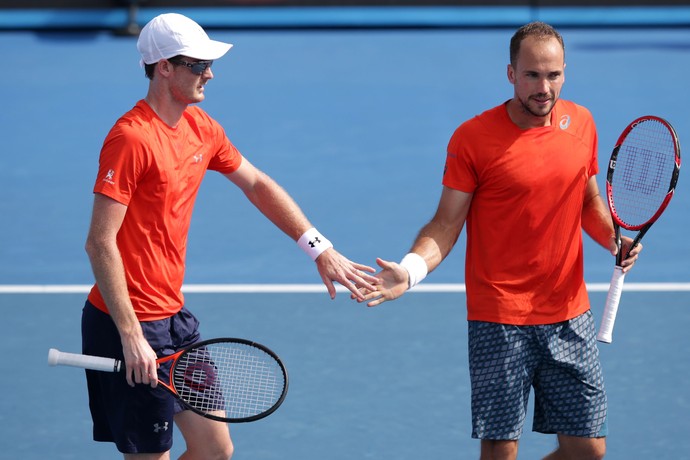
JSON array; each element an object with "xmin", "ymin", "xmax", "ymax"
[
  {"xmin": 85, "ymin": 239, "xmax": 142, "ymax": 341},
  {"xmin": 243, "ymin": 171, "xmax": 312, "ymax": 241},
  {"xmin": 405, "ymin": 186, "xmax": 469, "ymax": 277},
  {"xmin": 362, "ymin": 190, "xmax": 467, "ymax": 306},
  {"xmin": 227, "ymin": 161, "xmax": 377, "ymax": 300},
  {"xmin": 582, "ymin": 192, "xmax": 615, "ymax": 250},
  {"xmin": 409, "ymin": 219, "xmax": 461, "ymax": 274},
  {"xmin": 579, "ymin": 175, "xmax": 615, "ymax": 250}
]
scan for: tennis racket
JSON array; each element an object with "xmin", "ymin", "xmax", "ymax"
[
  {"xmin": 48, "ymin": 337, "xmax": 288, "ymax": 423},
  {"xmin": 597, "ymin": 115, "xmax": 681, "ymax": 343}
]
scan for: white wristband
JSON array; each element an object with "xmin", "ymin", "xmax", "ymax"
[
  {"xmin": 297, "ymin": 228, "xmax": 333, "ymax": 261},
  {"xmin": 400, "ymin": 253, "xmax": 428, "ymax": 289}
]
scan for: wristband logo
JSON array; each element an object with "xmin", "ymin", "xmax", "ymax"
[{"xmin": 298, "ymin": 228, "xmax": 333, "ymax": 261}]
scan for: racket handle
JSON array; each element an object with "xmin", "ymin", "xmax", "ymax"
[
  {"xmin": 48, "ymin": 348, "xmax": 121, "ymax": 373},
  {"xmin": 597, "ymin": 266, "xmax": 626, "ymax": 344}
]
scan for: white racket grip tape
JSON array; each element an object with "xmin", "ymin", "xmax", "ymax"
[
  {"xmin": 48, "ymin": 348, "xmax": 121, "ymax": 373},
  {"xmin": 597, "ymin": 266, "xmax": 626, "ymax": 344}
]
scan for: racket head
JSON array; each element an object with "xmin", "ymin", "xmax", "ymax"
[
  {"xmin": 606, "ymin": 115, "xmax": 681, "ymax": 231},
  {"xmin": 168, "ymin": 338, "xmax": 288, "ymax": 423}
]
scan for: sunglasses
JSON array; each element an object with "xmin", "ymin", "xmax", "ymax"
[{"xmin": 168, "ymin": 58, "xmax": 213, "ymax": 75}]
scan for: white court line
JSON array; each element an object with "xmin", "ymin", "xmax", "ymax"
[{"xmin": 0, "ymin": 283, "xmax": 689, "ymax": 294}]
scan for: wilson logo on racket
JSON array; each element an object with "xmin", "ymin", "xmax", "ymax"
[{"xmin": 179, "ymin": 361, "xmax": 217, "ymax": 392}]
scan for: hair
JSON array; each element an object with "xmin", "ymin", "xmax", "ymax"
[
  {"xmin": 144, "ymin": 63, "xmax": 156, "ymax": 80},
  {"xmin": 509, "ymin": 21, "xmax": 565, "ymax": 67},
  {"xmin": 143, "ymin": 55, "xmax": 184, "ymax": 80}
]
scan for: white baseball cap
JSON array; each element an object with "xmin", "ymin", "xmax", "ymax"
[{"xmin": 137, "ymin": 13, "xmax": 233, "ymax": 66}]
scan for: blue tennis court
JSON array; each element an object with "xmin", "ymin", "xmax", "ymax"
[{"xmin": 1, "ymin": 8, "xmax": 689, "ymax": 459}]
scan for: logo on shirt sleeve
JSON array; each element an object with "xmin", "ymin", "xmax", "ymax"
[{"xmin": 103, "ymin": 169, "xmax": 116, "ymax": 185}]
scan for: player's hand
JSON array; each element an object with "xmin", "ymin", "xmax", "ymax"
[
  {"xmin": 122, "ymin": 335, "xmax": 159, "ymax": 388},
  {"xmin": 315, "ymin": 248, "xmax": 378, "ymax": 300},
  {"xmin": 353, "ymin": 257, "xmax": 409, "ymax": 307},
  {"xmin": 611, "ymin": 235, "xmax": 642, "ymax": 273}
]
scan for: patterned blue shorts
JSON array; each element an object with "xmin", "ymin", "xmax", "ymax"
[{"xmin": 468, "ymin": 310, "xmax": 607, "ymax": 440}]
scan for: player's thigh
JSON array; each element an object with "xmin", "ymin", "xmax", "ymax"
[
  {"xmin": 175, "ymin": 410, "xmax": 233, "ymax": 459},
  {"xmin": 468, "ymin": 321, "xmax": 538, "ymax": 440},
  {"xmin": 532, "ymin": 311, "xmax": 607, "ymax": 438},
  {"xmin": 555, "ymin": 434, "xmax": 606, "ymax": 460}
]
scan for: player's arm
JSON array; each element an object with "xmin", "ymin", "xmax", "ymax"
[
  {"xmin": 84, "ymin": 193, "xmax": 158, "ymax": 387},
  {"xmin": 581, "ymin": 176, "xmax": 640, "ymax": 271},
  {"xmin": 360, "ymin": 186, "xmax": 472, "ymax": 307},
  {"xmin": 224, "ymin": 158, "xmax": 377, "ymax": 300}
]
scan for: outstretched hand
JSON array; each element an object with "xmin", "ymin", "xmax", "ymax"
[
  {"xmin": 352, "ymin": 257, "xmax": 409, "ymax": 307},
  {"xmin": 315, "ymin": 248, "xmax": 379, "ymax": 300}
]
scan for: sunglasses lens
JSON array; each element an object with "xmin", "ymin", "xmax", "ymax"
[{"xmin": 193, "ymin": 62, "xmax": 212, "ymax": 74}]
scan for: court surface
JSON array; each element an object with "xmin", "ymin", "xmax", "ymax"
[{"xmin": 1, "ymin": 15, "xmax": 689, "ymax": 460}]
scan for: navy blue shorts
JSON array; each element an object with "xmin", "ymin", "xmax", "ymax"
[
  {"xmin": 468, "ymin": 310, "xmax": 607, "ymax": 440},
  {"xmin": 81, "ymin": 301, "xmax": 201, "ymax": 454}
]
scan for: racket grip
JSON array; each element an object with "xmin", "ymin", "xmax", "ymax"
[
  {"xmin": 597, "ymin": 266, "xmax": 626, "ymax": 344},
  {"xmin": 48, "ymin": 348, "xmax": 121, "ymax": 372}
]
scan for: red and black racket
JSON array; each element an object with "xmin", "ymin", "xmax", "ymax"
[
  {"xmin": 597, "ymin": 115, "xmax": 681, "ymax": 343},
  {"xmin": 48, "ymin": 337, "xmax": 288, "ymax": 423}
]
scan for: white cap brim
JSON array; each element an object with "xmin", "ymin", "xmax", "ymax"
[{"xmin": 176, "ymin": 39, "xmax": 233, "ymax": 61}]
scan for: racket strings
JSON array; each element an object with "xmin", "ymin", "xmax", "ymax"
[
  {"xmin": 612, "ymin": 120, "xmax": 677, "ymax": 227},
  {"xmin": 172, "ymin": 343, "xmax": 285, "ymax": 419}
]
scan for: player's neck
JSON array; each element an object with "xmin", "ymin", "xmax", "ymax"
[{"xmin": 144, "ymin": 89, "xmax": 186, "ymax": 128}]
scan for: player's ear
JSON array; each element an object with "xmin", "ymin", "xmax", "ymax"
[
  {"xmin": 507, "ymin": 64, "xmax": 516, "ymax": 84},
  {"xmin": 157, "ymin": 59, "xmax": 174, "ymax": 77},
  {"xmin": 563, "ymin": 62, "xmax": 566, "ymax": 82}
]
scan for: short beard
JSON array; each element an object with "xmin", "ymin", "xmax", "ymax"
[{"xmin": 518, "ymin": 94, "xmax": 555, "ymax": 118}]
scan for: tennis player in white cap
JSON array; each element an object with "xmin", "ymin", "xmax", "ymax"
[{"xmin": 81, "ymin": 13, "xmax": 377, "ymax": 459}]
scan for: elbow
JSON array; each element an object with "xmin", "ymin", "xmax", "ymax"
[
  {"xmin": 85, "ymin": 234, "xmax": 110, "ymax": 262},
  {"xmin": 84, "ymin": 237, "xmax": 98, "ymax": 262}
]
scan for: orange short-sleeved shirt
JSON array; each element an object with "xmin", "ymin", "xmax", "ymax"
[
  {"xmin": 443, "ymin": 100, "xmax": 598, "ymax": 325},
  {"xmin": 88, "ymin": 100, "xmax": 243, "ymax": 321}
]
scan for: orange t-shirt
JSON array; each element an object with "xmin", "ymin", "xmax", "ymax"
[
  {"xmin": 88, "ymin": 100, "xmax": 243, "ymax": 321},
  {"xmin": 443, "ymin": 100, "xmax": 598, "ymax": 325}
]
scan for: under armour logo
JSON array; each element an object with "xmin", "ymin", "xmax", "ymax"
[
  {"xmin": 308, "ymin": 237, "xmax": 321, "ymax": 248},
  {"xmin": 153, "ymin": 422, "xmax": 169, "ymax": 433},
  {"xmin": 193, "ymin": 153, "xmax": 203, "ymax": 163}
]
